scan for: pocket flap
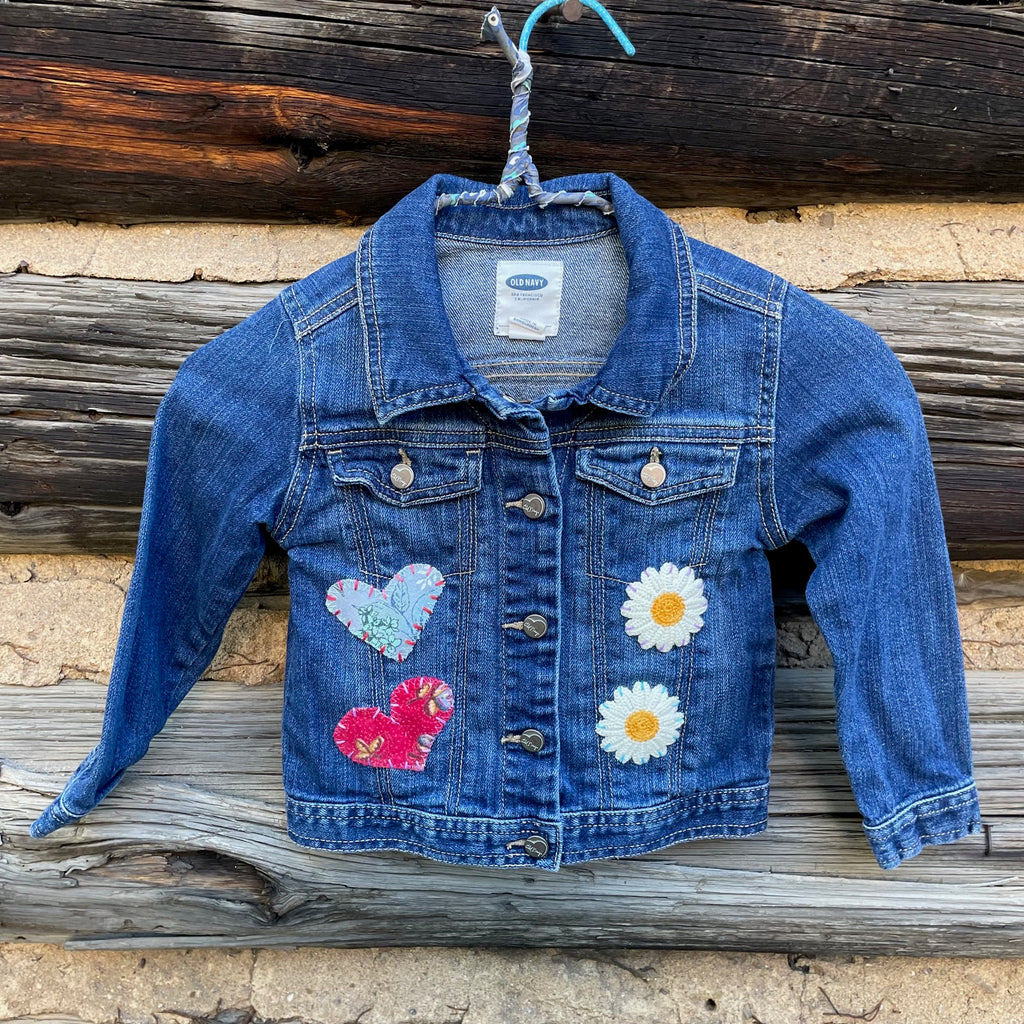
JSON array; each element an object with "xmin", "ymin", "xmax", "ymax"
[
  {"xmin": 575, "ymin": 441, "xmax": 740, "ymax": 504},
  {"xmin": 328, "ymin": 443, "xmax": 483, "ymax": 506}
]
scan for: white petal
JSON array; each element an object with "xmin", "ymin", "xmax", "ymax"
[{"xmin": 649, "ymin": 693, "xmax": 678, "ymax": 716}]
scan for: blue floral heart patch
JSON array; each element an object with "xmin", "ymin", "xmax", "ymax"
[{"xmin": 325, "ymin": 563, "xmax": 445, "ymax": 662}]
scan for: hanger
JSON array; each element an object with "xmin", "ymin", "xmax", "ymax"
[{"xmin": 434, "ymin": 1, "xmax": 635, "ymax": 217}]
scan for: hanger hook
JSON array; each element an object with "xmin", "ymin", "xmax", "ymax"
[
  {"xmin": 519, "ymin": 0, "xmax": 635, "ymax": 56},
  {"xmin": 436, "ymin": 4, "xmax": 632, "ymax": 215}
]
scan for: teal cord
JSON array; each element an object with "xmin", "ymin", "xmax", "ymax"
[{"xmin": 519, "ymin": 0, "xmax": 635, "ymax": 56}]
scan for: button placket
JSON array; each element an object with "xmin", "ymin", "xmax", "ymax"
[{"xmin": 496, "ymin": 441, "xmax": 560, "ymax": 865}]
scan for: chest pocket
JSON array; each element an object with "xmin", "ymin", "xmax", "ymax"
[
  {"xmin": 575, "ymin": 440, "xmax": 741, "ymax": 580},
  {"xmin": 327, "ymin": 442, "xmax": 483, "ymax": 578}
]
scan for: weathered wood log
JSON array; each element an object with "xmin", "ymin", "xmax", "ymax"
[
  {"xmin": 2, "ymin": 274, "xmax": 1021, "ymax": 558},
  {"xmin": 3, "ymin": 1, "xmax": 1024, "ymax": 220},
  {"xmin": 0, "ymin": 670, "xmax": 1016, "ymax": 953}
]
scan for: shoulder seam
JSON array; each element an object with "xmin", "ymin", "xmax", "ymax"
[
  {"xmin": 291, "ymin": 284, "xmax": 359, "ymax": 337},
  {"xmin": 695, "ymin": 271, "xmax": 783, "ymax": 318}
]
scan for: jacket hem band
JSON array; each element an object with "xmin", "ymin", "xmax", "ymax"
[{"xmin": 285, "ymin": 782, "xmax": 771, "ymax": 871}]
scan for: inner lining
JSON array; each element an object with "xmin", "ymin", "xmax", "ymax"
[{"xmin": 435, "ymin": 227, "xmax": 630, "ymax": 404}]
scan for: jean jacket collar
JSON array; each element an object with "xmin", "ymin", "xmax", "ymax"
[{"xmin": 356, "ymin": 170, "xmax": 697, "ymax": 423}]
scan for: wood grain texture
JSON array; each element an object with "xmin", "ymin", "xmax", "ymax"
[
  {"xmin": 3, "ymin": 0, "xmax": 1024, "ymax": 219},
  {"xmin": 0, "ymin": 670, "xmax": 1014, "ymax": 953},
  {"xmin": 2, "ymin": 274, "xmax": 1021, "ymax": 557}
]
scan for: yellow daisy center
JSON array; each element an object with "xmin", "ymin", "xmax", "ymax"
[
  {"xmin": 650, "ymin": 591, "xmax": 685, "ymax": 627},
  {"xmin": 624, "ymin": 709, "xmax": 660, "ymax": 742}
]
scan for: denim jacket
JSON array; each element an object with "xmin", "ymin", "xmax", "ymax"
[{"xmin": 30, "ymin": 170, "xmax": 983, "ymax": 871}]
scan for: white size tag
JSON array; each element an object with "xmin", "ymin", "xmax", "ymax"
[{"xmin": 494, "ymin": 260, "xmax": 564, "ymax": 340}]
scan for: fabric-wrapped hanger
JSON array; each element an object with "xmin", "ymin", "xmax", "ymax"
[{"xmin": 434, "ymin": 0, "xmax": 635, "ymax": 217}]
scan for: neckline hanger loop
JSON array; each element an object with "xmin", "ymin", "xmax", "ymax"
[{"xmin": 434, "ymin": 2, "xmax": 635, "ymax": 217}]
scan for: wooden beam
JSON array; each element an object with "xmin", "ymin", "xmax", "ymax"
[
  {"xmin": 3, "ymin": 1, "xmax": 1024, "ymax": 219},
  {"xmin": 0, "ymin": 670, "xmax": 1014, "ymax": 953},
  {"xmin": 2, "ymin": 274, "xmax": 1021, "ymax": 557}
]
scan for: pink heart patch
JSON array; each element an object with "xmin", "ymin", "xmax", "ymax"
[{"xmin": 333, "ymin": 676, "xmax": 454, "ymax": 771}]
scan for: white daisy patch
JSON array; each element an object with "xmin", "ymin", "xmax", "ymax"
[
  {"xmin": 621, "ymin": 561, "xmax": 707, "ymax": 652},
  {"xmin": 596, "ymin": 680, "xmax": 685, "ymax": 765}
]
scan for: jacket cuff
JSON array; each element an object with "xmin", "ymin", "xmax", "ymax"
[
  {"xmin": 864, "ymin": 782, "xmax": 983, "ymax": 870},
  {"xmin": 29, "ymin": 797, "xmax": 80, "ymax": 838}
]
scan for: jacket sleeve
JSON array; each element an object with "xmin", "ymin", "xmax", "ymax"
[
  {"xmin": 769, "ymin": 282, "xmax": 983, "ymax": 870},
  {"xmin": 30, "ymin": 292, "xmax": 301, "ymax": 838}
]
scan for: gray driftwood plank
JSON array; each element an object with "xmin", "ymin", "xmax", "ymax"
[
  {"xmin": 0, "ymin": 670, "xmax": 1016, "ymax": 954},
  {"xmin": 2, "ymin": 274, "xmax": 1022, "ymax": 557}
]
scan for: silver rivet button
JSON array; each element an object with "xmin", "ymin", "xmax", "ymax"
[
  {"xmin": 524, "ymin": 835, "xmax": 549, "ymax": 858},
  {"xmin": 523, "ymin": 614, "xmax": 548, "ymax": 639},
  {"xmin": 640, "ymin": 461, "xmax": 666, "ymax": 488},
  {"xmin": 390, "ymin": 463, "xmax": 415, "ymax": 489},
  {"xmin": 520, "ymin": 729, "xmax": 545, "ymax": 753},
  {"xmin": 521, "ymin": 493, "xmax": 546, "ymax": 519}
]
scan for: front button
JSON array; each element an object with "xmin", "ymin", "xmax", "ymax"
[
  {"xmin": 520, "ymin": 728, "xmax": 545, "ymax": 753},
  {"xmin": 524, "ymin": 835, "xmax": 549, "ymax": 858},
  {"xmin": 523, "ymin": 614, "xmax": 548, "ymax": 639},
  {"xmin": 390, "ymin": 463, "xmax": 415, "ymax": 489},
  {"xmin": 641, "ymin": 445, "xmax": 666, "ymax": 488},
  {"xmin": 640, "ymin": 461, "xmax": 666, "ymax": 488},
  {"xmin": 521, "ymin": 493, "xmax": 546, "ymax": 519}
]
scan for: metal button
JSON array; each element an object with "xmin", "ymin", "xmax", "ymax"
[
  {"xmin": 521, "ymin": 493, "xmax": 546, "ymax": 519},
  {"xmin": 640, "ymin": 461, "xmax": 666, "ymax": 488},
  {"xmin": 523, "ymin": 614, "xmax": 548, "ymax": 639},
  {"xmin": 524, "ymin": 834, "xmax": 549, "ymax": 859},
  {"xmin": 520, "ymin": 728, "xmax": 545, "ymax": 753},
  {"xmin": 390, "ymin": 463, "xmax": 415, "ymax": 489}
]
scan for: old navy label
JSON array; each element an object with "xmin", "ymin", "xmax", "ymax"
[
  {"xmin": 507, "ymin": 274, "xmax": 548, "ymax": 290},
  {"xmin": 494, "ymin": 260, "xmax": 563, "ymax": 340}
]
